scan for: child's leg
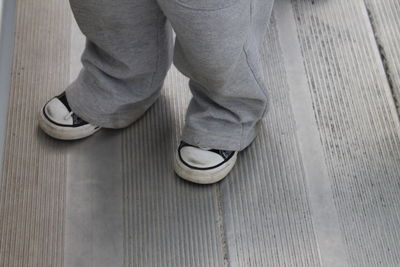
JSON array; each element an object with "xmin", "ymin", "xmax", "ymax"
[
  {"xmin": 66, "ymin": 0, "xmax": 174, "ymax": 128},
  {"xmin": 157, "ymin": 0, "xmax": 275, "ymax": 151}
]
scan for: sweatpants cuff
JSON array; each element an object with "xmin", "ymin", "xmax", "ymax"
[
  {"xmin": 65, "ymin": 86, "xmax": 144, "ymax": 129},
  {"xmin": 181, "ymin": 125, "xmax": 258, "ymax": 151}
]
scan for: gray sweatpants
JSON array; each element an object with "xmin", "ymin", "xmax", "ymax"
[{"xmin": 66, "ymin": 0, "xmax": 275, "ymax": 151}]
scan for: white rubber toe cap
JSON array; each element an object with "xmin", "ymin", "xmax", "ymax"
[
  {"xmin": 44, "ymin": 98, "xmax": 73, "ymax": 126},
  {"xmin": 174, "ymin": 145, "xmax": 238, "ymax": 184},
  {"xmin": 38, "ymin": 94, "xmax": 100, "ymax": 141},
  {"xmin": 179, "ymin": 146, "xmax": 225, "ymax": 169}
]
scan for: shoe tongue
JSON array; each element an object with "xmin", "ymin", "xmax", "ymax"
[{"xmin": 58, "ymin": 93, "xmax": 72, "ymax": 112}]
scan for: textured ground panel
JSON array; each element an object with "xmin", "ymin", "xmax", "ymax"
[
  {"xmin": 292, "ymin": 0, "xmax": 400, "ymax": 266},
  {"xmin": 0, "ymin": 0, "xmax": 16, "ymax": 172},
  {"xmin": 0, "ymin": 0, "xmax": 71, "ymax": 266},
  {"xmin": 1, "ymin": 0, "xmax": 400, "ymax": 266},
  {"xmin": 121, "ymin": 69, "xmax": 226, "ymax": 267}
]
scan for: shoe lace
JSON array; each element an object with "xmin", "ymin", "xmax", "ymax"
[{"xmin": 64, "ymin": 111, "xmax": 74, "ymax": 120}]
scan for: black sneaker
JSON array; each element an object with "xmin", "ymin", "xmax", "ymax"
[
  {"xmin": 174, "ymin": 141, "xmax": 238, "ymax": 184},
  {"xmin": 38, "ymin": 92, "xmax": 100, "ymax": 140}
]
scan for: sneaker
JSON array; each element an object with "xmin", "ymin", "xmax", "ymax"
[
  {"xmin": 38, "ymin": 92, "xmax": 100, "ymax": 140},
  {"xmin": 174, "ymin": 141, "xmax": 238, "ymax": 184}
]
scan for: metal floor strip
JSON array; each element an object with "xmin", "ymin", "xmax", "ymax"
[
  {"xmin": 0, "ymin": 0, "xmax": 71, "ymax": 266},
  {"xmin": 292, "ymin": 0, "xmax": 400, "ymax": 266},
  {"xmin": 276, "ymin": 1, "xmax": 348, "ymax": 266},
  {"xmin": 120, "ymin": 68, "xmax": 226, "ymax": 267},
  {"xmin": 64, "ymin": 131, "xmax": 124, "ymax": 267},
  {"xmin": 0, "ymin": 0, "xmax": 16, "ymax": 175},
  {"xmin": 364, "ymin": 0, "xmax": 400, "ymax": 115}
]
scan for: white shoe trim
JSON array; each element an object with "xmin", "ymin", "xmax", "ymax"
[
  {"xmin": 38, "ymin": 109, "xmax": 100, "ymax": 140},
  {"xmin": 174, "ymin": 150, "xmax": 237, "ymax": 184}
]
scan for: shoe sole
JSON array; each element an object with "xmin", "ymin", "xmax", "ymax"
[
  {"xmin": 38, "ymin": 110, "xmax": 100, "ymax": 140},
  {"xmin": 174, "ymin": 151, "xmax": 237, "ymax": 184}
]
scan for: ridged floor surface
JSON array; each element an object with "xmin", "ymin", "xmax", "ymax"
[
  {"xmin": 0, "ymin": 0, "xmax": 399, "ymax": 266},
  {"xmin": 0, "ymin": 0, "xmax": 70, "ymax": 266},
  {"xmin": 292, "ymin": 1, "xmax": 400, "ymax": 266},
  {"xmin": 364, "ymin": 0, "xmax": 400, "ymax": 114}
]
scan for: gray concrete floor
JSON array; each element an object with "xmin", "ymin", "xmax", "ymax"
[{"xmin": 0, "ymin": 0, "xmax": 399, "ymax": 266}]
